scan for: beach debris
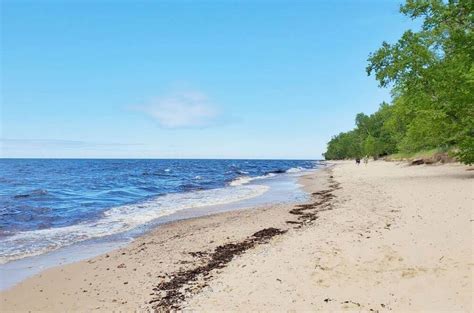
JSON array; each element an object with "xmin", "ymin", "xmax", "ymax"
[
  {"xmin": 287, "ymin": 181, "xmax": 338, "ymax": 228},
  {"xmin": 312, "ymin": 189, "xmax": 333, "ymax": 196},
  {"xmin": 286, "ymin": 220, "xmax": 303, "ymax": 225},
  {"xmin": 149, "ymin": 227, "xmax": 286, "ymax": 311},
  {"xmin": 189, "ymin": 251, "xmax": 208, "ymax": 258},
  {"xmin": 341, "ymin": 300, "xmax": 361, "ymax": 307},
  {"xmin": 117, "ymin": 263, "xmax": 126, "ymax": 269},
  {"xmin": 410, "ymin": 159, "xmax": 425, "ymax": 165},
  {"xmin": 149, "ymin": 169, "xmax": 340, "ymax": 311}
]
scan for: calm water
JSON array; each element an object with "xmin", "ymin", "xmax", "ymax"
[{"xmin": 0, "ymin": 159, "xmax": 318, "ymax": 263}]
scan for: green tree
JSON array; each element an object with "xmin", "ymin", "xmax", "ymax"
[
  {"xmin": 363, "ymin": 135, "xmax": 377, "ymax": 158},
  {"xmin": 325, "ymin": 1, "xmax": 473, "ymax": 163},
  {"xmin": 324, "ymin": 130, "xmax": 363, "ymax": 160},
  {"xmin": 366, "ymin": 0, "xmax": 474, "ymax": 164}
]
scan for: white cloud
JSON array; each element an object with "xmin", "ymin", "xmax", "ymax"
[{"xmin": 137, "ymin": 90, "xmax": 218, "ymax": 128}]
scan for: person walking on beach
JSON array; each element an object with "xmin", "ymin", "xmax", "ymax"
[
  {"xmin": 356, "ymin": 158, "xmax": 361, "ymax": 165},
  {"xmin": 364, "ymin": 156, "xmax": 369, "ymax": 165}
]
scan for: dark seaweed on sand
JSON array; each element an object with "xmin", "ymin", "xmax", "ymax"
[{"xmin": 149, "ymin": 228, "xmax": 286, "ymax": 311}]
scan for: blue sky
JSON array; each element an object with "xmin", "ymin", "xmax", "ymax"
[{"xmin": 1, "ymin": 0, "xmax": 414, "ymax": 159}]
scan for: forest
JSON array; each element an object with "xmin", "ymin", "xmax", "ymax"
[{"xmin": 323, "ymin": 0, "xmax": 473, "ymax": 164}]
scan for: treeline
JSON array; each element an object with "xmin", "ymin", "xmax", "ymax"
[{"xmin": 324, "ymin": 0, "xmax": 473, "ymax": 164}]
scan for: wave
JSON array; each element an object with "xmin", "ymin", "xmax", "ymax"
[
  {"xmin": 266, "ymin": 169, "xmax": 286, "ymax": 174},
  {"xmin": 229, "ymin": 176, "xmax": 253, "ymax": 186},
  {"xmin": 13, "ymin": 189, "xmax": 48, "ymax": 199},
  {"xmin": 229, "ymin": 173, "xmax": 277, "ymax": 186},
  {"xmin": 286, "ymin": 167, "xmax": 305, "ymax": 173},
  {"xmin": 141, "ymin": 171, "xmax": 172, "ymax": 177},
  {"xmin": 0, "ymin": 184, "xmax": 269, "ymax": 264},
  {"xmin": 229, "ymin": 166, "xmax": 310, "ymax": 187}
]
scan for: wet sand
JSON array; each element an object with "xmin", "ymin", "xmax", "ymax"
[
  {"xmin": 1, "ymin": 161, "xmax": 473, "ymax": 312},
  {"xmin": 1, "ymin": 168, "xmax": 331, "ymax": 312}
]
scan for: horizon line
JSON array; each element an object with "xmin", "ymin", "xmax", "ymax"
[{"xmin": 0, "ymin": 157, "xmax": 323, "ymax": 161}]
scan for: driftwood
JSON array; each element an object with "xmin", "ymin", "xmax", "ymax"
[{"xmin": 410, "ymin": 159, "xmax": 424, "ymax": 165}]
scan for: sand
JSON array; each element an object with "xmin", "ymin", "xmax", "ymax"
[{"xmin": 1, "ymin": 161, "xmax": 473, "ymax": 312}]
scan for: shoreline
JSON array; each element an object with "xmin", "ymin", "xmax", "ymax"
[
  {"xmin": 186, "ymin": 161, "xmax": 473, "ymax": 312},
  {"xmin": 0, "ymin": 169, "xmax": 312, "ymax": 290},
  {"xmin": 1, "ymin": 161, "xmax": 472, "ymax": 312},
  {"xmin": 1, "ymin": 168, "xmax": 331, "ymax": 311},
  {"xmin": 0, "ymin": 160, "xmax": 317, "ymax": 268}
]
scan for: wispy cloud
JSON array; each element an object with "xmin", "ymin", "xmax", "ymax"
[{"xmin": 135, "ymin": 90, "xmax": 219, "ymax": 128}]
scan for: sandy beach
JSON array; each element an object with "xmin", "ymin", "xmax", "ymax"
[{"xmin": 1, "ymin": 161, "xmax": 473, "ymax": 312}]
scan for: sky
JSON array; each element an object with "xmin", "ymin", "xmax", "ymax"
[{"xmin": 1, "ymin": 0, "xmax": 415, "ymax": 159}]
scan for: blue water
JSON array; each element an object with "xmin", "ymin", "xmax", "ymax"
[{"xmin": 0, "ymin": 159, "xmax": 318, "ymax": 263}]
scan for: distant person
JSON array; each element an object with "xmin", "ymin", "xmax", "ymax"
[
  {"xmin": 364, "ymin": 156, "xmax": 369, "ymax": 165},
  {"xmin": 356, "ymin": 158, "xmax": 361, "ymax": 165}
]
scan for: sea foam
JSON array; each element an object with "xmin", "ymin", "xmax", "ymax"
[
  {"xmin": 229, "ymin": 173, "xmax": 277, "ymax": 187},
  {"xmin": 0, "ymin": 184, "xmax": 269, "ymax": 264}
]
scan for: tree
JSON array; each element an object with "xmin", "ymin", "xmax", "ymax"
[
  {"xmin": 363, "ymin": 135, "xmax": 377, "ymax": 158},
  {"xmin": 366, "ymin": 0, "xmax": 474, "ymax": 164},
  {"xmin": 324, "ymin": 131, "xmax": 363, "ymax": 160},
  {"xmin": 324, "ymin": 1, "xmax": 473, "ymax": 163}
]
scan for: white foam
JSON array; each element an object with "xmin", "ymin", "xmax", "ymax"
[
  {"xmin": 286, "ymin": 167, "xmax": 305, "ymax": 173},
  {"xmin": 228, "ymin": 173, "xmax": 276, "ymax": 186},
  {"xmin": 0, "ymin": 184, "xmax": 269, "ymax": 264},
  {"xmin": 229, "ymin": 176, "xmax": 253, "ymax": 186}
]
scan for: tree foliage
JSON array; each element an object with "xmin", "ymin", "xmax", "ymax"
[{"xmin": 324, "ymin": 0, "xmax": 474, "ymax": 164}]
